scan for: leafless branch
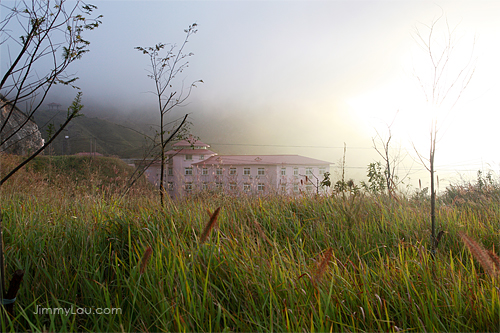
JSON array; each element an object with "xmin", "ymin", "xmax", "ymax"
[
  {"xmin": 135, "ymin": 23, "xmax": 201, "ymax": 204},
  {"xmin": 412, "ymin": 13, "xmax": 475, "ymax": 255}
]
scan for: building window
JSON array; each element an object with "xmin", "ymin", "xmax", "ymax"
[
  {"xmin": 168, "ymin": 167, "xmax": 173, "ymax": 176},
  {"xmin": 185, "ymin": 167, "xmax": 193, "ymax": 175},
  {"xmin": 215, "ymin": 182, "xmax": 223, "ymax": 189},
  {"xmin": 280, "ymin": 183, "xmax": 286, "ymax": 192},
  {"xmin": 216, "ymin": 168, "xmax": 223, "ymax": 175},
  {"xmin": 229, "ymin": 167, "xmax": 237, "ymax": 175},
  {"xmin": 258, "ymin": 183, "xmax": 265, "ymax": 191},
  {"xmin": 229, "ymin": 182, "xmax": 237, "ymax": 191},
  {"xmin": 258, "ymin": 168, "xmax": 265, "ymax": 176},
  {"xmin": 306, "ymin": 184, "xmax": 313, "ymax": 192},
  {"xmin": 281, "ymin": 168, "xmax": 286, "ymax": 176},
  {"xmin": 293, "ymin": 184, "xmax": 299, "ymax": 192},
  {"xmin": 294, "ymin": 168, "xmax": 298, "ymax": 176},
  {"xmin": 185, "ymin": 182, "xmax": 193, "ymax": 191},
  {"xmin": 185, "ymin": 154, "xmax": 192, "ymax": 160},
  {"xmin": 200, "ymin": 155, "xmax": 205, "ymax": 160},
  {"xmin": 168, "ymin": 155, "xmax": 173, "ymax": 165},
  {"xmin": 202, "ymin": 168, "xmax": 208, "ymax": 175},
  {"xmin": 167, "ymin": 182, "xmax": 174, "ymax": 191},
  {"xmin": 202, "ymin": 182, "xmax": 208, "ymax": 190},
  {"xmin": 319, "ymin": 167, "xmax": 326, "ymax": 176},
  {"xmin": 306, "ymin": 167, "xmax": 313, "ymax": 176},
  {"xmin": 244, "ymin": 168, "xmax": 250, "ymax": 175},
  {"xmin": 243, "ymin": 183, "xmax": 251, "ymax": 192}
]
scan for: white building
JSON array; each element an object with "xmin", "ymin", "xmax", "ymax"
[{"xmin": 137, "ymin": 137, "xmax": 331, "ymax": 198}]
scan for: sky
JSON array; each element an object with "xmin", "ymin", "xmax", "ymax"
[{"xmin": 3, "ymin": 0, "xmax": 500, "ymax": 191}]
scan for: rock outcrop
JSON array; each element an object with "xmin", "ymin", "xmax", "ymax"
[{"xmin": 0, "ymin": 96, "xmax": 44, "ymax": 155}]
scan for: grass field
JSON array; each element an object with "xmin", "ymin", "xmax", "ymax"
[{"xmin": 0, "ymin": 155, "xmax": 498, "ymax": 332}]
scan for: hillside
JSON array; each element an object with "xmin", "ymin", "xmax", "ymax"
[
  {"xmin": 33, "ymin": 109, "xmax": 154, "ymax": 158},
  {"xmin": 22, "ymin": 154, "xmax": 153, "ymax": 194},
  {"xmin": 28, "ymin": 155, "xmax": 135, "ymax": 183}
]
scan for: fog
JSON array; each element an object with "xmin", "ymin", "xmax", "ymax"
[{"xmin": 4, "ymin": 0, "xmax": 500, "ymax": 190}]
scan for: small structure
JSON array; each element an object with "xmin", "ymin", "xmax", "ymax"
[
  {"xmin": 48, "ymin": 102, "xmax": 61, "ymax": 111},
  {"xmin": 75, "ymin": 152, "xmax": 103, "ymax": 157},
  {"xmin": 137, "ymin": 136, "xmax": 331, "ymax": 198}
]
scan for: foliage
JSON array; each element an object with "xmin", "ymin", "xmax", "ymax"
[
  {"xmin": 0, "ymin": 0, "xmax": 101, "ymax": 183},
  {"xmin": 1, "ymin": 154, "xmax": 152, "ymax": 198},
  {"xmin": 361, "ymin": 161, "xmax": 387, "ymax": 194},
  {"xmin": 320, "ymin": 171, "xmax": 331, "ymax": 188},
  {"xmin": 0, "ymin": 178, "xmax": 498, "ymax": 332},
  {"xmin": 0, "ymin": 93, "xmax": 85, "ymax": 186},
  {"xmin": 0, "ymin": 0, "xmax": 101, "ymax": 105},
  {"xmin": 334, "ymin": 178, "xmax": 359, "ymax": 195},
  {"xmin": 412, "ymin": 186, "xmax": 430, "ymax": 202},
  {"xmin": 442, "ymin": 170, "xmax": 500, "ymax": 205}
]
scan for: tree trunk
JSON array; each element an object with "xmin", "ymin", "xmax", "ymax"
[
  {"xmin": 430, "ymin": 153, "xmax": 436, "ymax": 255},
  {"xmin": 159, "ymin": 111, "xmax": 165, "ymax": 206}
]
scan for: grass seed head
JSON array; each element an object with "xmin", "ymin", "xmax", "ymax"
[
  {"xmin": 200, "ymin": 207, "xmax": 221, "ymax": 244},
  {"xmin": 459, "ymin": 232, "xmax": 499, "ymax": 278},
  {"xmin": 487, "ymin": 250, "xmax": 500, "ymax": 271},
  {"xmin": 314, "ymin": 248, "xmax": 333, "ymax": 285},
  {"xmin": 140, "ymin": 246, "xmax": 153, "ymax": 274}
]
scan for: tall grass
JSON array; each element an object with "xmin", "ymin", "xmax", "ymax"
[{"xmin": 0, "ymin": 156, "xmax": 498, "ymax": 331}]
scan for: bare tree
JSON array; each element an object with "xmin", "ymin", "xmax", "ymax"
[
  {"xmin": 136, "ymin": 23, "xmax": 202, "ymax": 205},
  {"xmin": 0, "ymin": 0, "xmax": 101, "ymax": 314},
  {"xmin": 371, "ymin": 112, "xmax": 410, "ymax": 197},
  {"xmin": 412, "ymin": 14, "xmax": 475, "ymax": 255},
  {"xmin": 0, "ymin": 0, "xmax": 101, "ymax": 181}
]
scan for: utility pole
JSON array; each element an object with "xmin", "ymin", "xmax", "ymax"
[{"xmin": 89, "ymin": 137, "xmax": 94, "ymax": 157}]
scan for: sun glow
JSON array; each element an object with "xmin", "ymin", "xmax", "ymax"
[
  {"xmin": 348, "ymin": 19, "xmax": 496, "ymax": 168},
  {"xmin": 347, "ymin": 78, "xmax": 436, "ymax": 152},
  {"xmin": 347, "ymin": 18, "xmax": 500, "ymax": 186}
]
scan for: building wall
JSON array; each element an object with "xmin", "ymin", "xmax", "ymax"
[
  {"xmin": 171, "ymin": 163, "xmax": 330, "ymax": 197},
  {"xmin": 139, "ymin": 152, "xmax": 330, "ymax": 198},
  {"xmin": 142, "ymin": 164, "xmax": 161, "ymax": 185},
  {"xmin": 139, "ymin": 151, "xmax": 212, "ymax": 198},
  {"xmin": 193, "ymin": 164, "xmax": 279, "ymax": 196},
  {"xmin": 169, "ymin": 152, "xmax": 208, "ymax": 198}
]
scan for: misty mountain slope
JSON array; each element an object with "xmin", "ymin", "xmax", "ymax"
[{"xmin": 33, "ymin": 109, "xmax": 153, "ymax": 158}]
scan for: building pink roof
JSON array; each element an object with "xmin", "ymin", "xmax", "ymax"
[{"xmin": 192, "ymin": 155, "xmax": 331, "ymax": 166}]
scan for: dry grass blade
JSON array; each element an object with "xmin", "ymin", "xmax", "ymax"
[
  {"xmin": 487, "ymin": 250, "xmax": 500, "ymax": 271},
  {"xmin": 139, "ymin": 246, "xmax": 153, "ymax": 274},
  {"xmin": 459, "ymin": 232, "xmax": 499, "ymax": 278},
  {"xmin": 314, "ymin": 248, "xmax": 333, "ymax": 285},
  {"xmin": 200, "ymin": 207, "xmax": 221, "ymax": 244},
  {"xmin": 253, "ymin": 219, "xmax": 273, "ymax": 247}
]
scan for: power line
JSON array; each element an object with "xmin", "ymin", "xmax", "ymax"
[{"xmin": 210, "ymin": 143, "xmax": 373, "ymax": 149}]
